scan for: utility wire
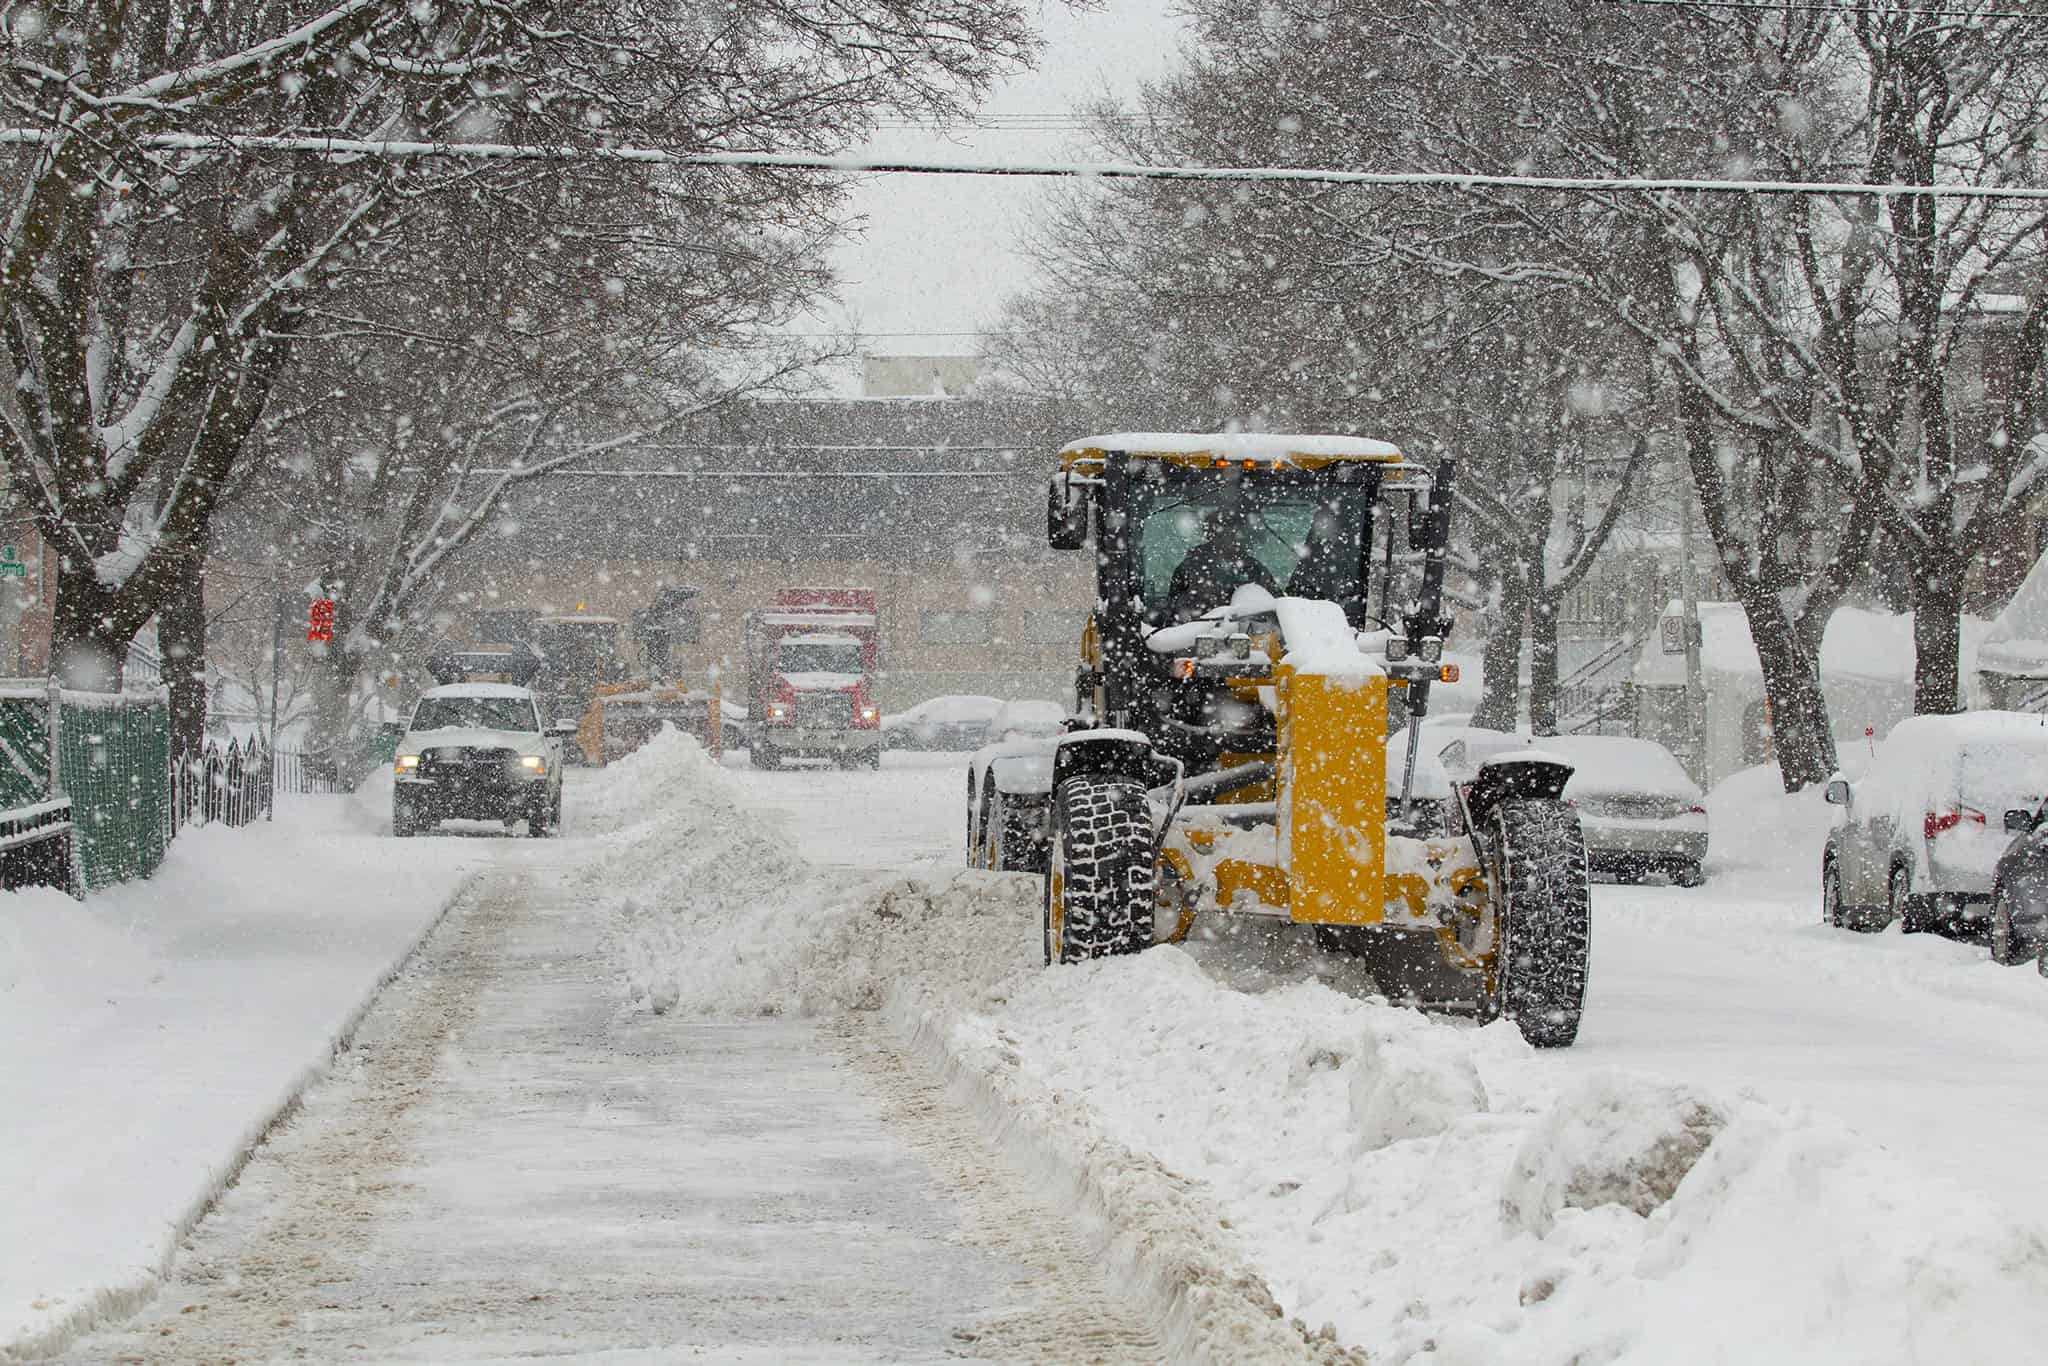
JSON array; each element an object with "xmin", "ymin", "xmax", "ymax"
[
  {"xmin": 1593, "ymin": 0, "xmax": 2048, "ymax": 18},
  {"xmin": 9, "ymin": 130, "xmax": 2046, "ymax": 202}
]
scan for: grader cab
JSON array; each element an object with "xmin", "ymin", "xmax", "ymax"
[{"xmin": 1004, "ymin": 432, "xmax": 1591, "ymax": 1048}]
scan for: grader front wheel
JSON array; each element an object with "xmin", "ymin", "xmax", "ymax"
[
  {"xmin": 1044, "ymin": 775, "xmax": 1155, "ymax": 964},
  {"xmin": 1486, "ymin": 798, "xmax": 1592, "ymax": 1049}
]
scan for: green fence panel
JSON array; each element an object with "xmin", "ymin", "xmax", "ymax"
[
  {"xmin": 0, "ymin": 688, "xmax": 200, "ymax": 892},
  {"xmin": 0, "ymin": 692, "xmax": 51, "ymax": 809},
  {"xmin": 59, "ymin": 693, "xmax": 171, "ymax": 889}
]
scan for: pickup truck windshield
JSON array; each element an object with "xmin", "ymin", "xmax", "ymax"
[{"xmin": 411, "ymin": 696, "xmax": 537, "ymax": 732}]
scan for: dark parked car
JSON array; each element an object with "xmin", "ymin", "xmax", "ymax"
[{"xmin": 1990, "ymin": 801, "xmax": 2048, "ymax": 967}]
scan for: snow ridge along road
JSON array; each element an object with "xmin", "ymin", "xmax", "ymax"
[{"xmin": 673, "ymin": 738, "xmax": 2048, "ymax": 1366}]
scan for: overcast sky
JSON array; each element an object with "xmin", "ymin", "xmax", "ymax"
[{"xmin": 792, "ymin": 1, "xmax": 1186, "ymax": 390}]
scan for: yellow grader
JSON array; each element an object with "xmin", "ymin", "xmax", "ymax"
[{"xmin": 995, "ymin": 432, "xmax": 1591, "ymax": 1048}]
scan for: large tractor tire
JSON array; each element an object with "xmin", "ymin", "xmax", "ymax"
[
  {"xmin": 1486, "ymin": 798, "xmax": 1591, "ymax": 1049},
  {"xmin": 1044, "ymin": 776, "xmax": 1155, "ymax": 964}
]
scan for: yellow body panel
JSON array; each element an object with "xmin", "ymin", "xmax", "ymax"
[{"xmin": 1275, "ymin": 664, "xmax": 1389, "ymax": 925}]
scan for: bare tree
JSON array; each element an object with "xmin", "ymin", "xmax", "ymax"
[{"xmin": 1, "ymin": 0, "xmax": 1043, "ymax": 751}]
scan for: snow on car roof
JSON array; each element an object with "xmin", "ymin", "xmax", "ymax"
[
  {"xmin": 421, "ymin": 682, "xmax": 534, "ymax": 699},
  {"xmin": 780, "ymin": 632, "xmax": 863, "ymax": 646},
  {"xmin": 1541, "ymin": 734, "xmax": 1701, "ymax": 800},
  {"xmin": 1061, "ymin": 431, "xmax": 1403, "ymax": 463}
]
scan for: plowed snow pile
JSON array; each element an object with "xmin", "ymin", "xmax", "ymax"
[{"xmin": 597, "ymin": 733, "xmax": 2048, "ymax": 1365}]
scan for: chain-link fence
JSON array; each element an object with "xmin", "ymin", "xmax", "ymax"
[{"xmin": 0, "ymin": 685, "xmax": 169, "ymax": 892}]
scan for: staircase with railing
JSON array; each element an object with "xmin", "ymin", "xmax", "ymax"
[{"xmin": 1558, "ymin": 631, "xmax": 1648, "ymax": 735}]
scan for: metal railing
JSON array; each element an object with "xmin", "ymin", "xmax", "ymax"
[{"xmin": 170, "ymin": 738, "xmax": 274, "ymax": 833}]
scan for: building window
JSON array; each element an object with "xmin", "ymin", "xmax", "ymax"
[
  {"xmin": 1019, "ymin": 610, "xmax": 1082, "ymax": 645},
  {"xmin": 922, "ymin": 610, "xmax": 993, "ymax": 644}
]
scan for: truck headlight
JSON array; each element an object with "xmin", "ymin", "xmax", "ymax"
[
  {"xmin": 519, "ymin": 755, "xmax": 546, "ymax": 775},
  {"xmin": 1386, "ymin": 637, "xmax": 1410, "ymax": 662},
  {"xmin": 1194, "ymin": 636, "xmax": 1222, "ymax": 659},
  {"xmin": 767, "ymin": 702, "xmax": 790, "ymax": 722},
  {"xmin": 1227, "ymin": 632, "xmax": 1252, "ymax": 660},
  {"xmin": 1418, "ymin": 636, "xmax": 1443, "ymax": 664},
  {"xmin": 859, "ymin": 705, "xmax": 879, "ymax": 723},
  {"xmin": 395, "ymin": 754, "xmax": 420, "ymax": 773}
]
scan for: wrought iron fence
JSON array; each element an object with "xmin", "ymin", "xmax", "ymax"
[
  {"xmin": 170, "ymin": 737, "xmax": 274, "ymax": 833},
  {"xmin": 272, "ymin": 743, "xmax": 341, "ymax": 796}
]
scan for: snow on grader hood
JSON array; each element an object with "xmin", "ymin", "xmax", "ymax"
[{"xmin": 1008, "ymin": 432, "xmax": 1591, "ymax": 1049}]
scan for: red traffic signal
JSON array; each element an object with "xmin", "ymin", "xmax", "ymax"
[{"xmin": 307, "ymin": 598, "xmax": 336, "ymax": 643}]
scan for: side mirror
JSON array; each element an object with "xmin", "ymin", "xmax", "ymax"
[
  {"xmin": 549, "ymin": 721, "xmax": 579, "ymax": 738},
  {"xmin": 1823, "ymin": 778, "xmax": 1851, "ymax": 806},
  {"xmin": 2005, "ymin": 808, "xmax": 2036, "ymax": 834},
  {"xmin": 1047, "ymin": 475, "xmax": 1088, "ymax": 550}
]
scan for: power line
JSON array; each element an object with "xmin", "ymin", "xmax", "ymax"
[
  {"xmin": 12, "ymin": 129, "xmax": 2048, "ymax": 201},
  {"xmin": 1595, "ymin": 0, "xmax": 2047, "ymax": 17}
]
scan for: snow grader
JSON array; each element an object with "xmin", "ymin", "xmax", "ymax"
[{"xmin": 987, "ymin": 432, "xmax": 1591, "ymax": 1048}]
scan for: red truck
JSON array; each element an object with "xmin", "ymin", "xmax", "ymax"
[{"xmin": 742, "ymin": 587, "xmax": 882, "ymax": 770}]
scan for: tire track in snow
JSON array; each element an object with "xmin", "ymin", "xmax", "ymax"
[{"xmin": 828, "ymin": 1014, "xmax": 1166, "ymax": 1364}]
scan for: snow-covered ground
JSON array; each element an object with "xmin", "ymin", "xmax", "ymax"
[
  {"xmin": 678, "ymin": 741, "xmax": 2048, "ymax": 1364},
  {"xmin": 14, "ymin": 734, "xmax": 2048, "ymax": 1362},
  {"xmin": 0, "ymin": 777, "xmax": 493, "ymax": 1357}
]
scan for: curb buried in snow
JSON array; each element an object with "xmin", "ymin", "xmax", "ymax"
[
  {"xmin": 884, "ymin": 988, "xmax": 1363, "ymax": 1366},
  {"xmin": 1, "ymin": 871, "xmax": 487, "ymax": 1365}
]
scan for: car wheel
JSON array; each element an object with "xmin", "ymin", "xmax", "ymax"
[
  {"xmin": 1891, "ymin": 863, "xmax": 1929, "ymax": 933},
  {"xmin": 1673, "ymin": 860, "xmax": 1705, "ymax": 888},
  {"xmin": 1822, "ymin": 859, "xmax": 1843, "ymax": 928},
  {"xmin": 393, "ymin": 804, "xmax": 415, "ymax": 838},
  {"xmin": 1990, "ymin": 888, "xmax": 2036, "ymax": 966}
]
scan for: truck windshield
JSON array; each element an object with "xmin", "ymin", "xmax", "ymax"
[
  {"xmin": 779, "ymin": 642, "xmax": 863, "ymax": 674},
  {"xmin": 410, "ymin": 697, "xmax": 537, "ymax": 732},
  {"xmin": 1128, "ymin": 475, "xmax": 1373, "ymax": 624}
]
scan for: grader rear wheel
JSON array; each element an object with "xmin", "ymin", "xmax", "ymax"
[
  {"xmin": 1044, "ymin": 775, "xmax": 1155, "ymax": 964},
  {"xmin": 1486, "ymin": 798, "xmax": 1592, "ymax": 1049}
]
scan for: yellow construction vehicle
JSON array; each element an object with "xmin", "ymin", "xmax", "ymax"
[{"xmin": 1004, "ymin": 432, "xmax": 1591, "ymax": 1048}]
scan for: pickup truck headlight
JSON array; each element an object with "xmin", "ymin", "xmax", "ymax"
[
  {"xmin": 858, "ymin": 704, "xmax": 879, "ymax": 723},
  {"xmin": 395, "ymin": 754, "xmax": 420, "ymax": 773},
  {"xmin": 766, "ymin": 702, "xmax": 790, "ymax": 722},
  {"xmin": 519, "ymin": 755, "xmax": 546, "ymax": 775}
]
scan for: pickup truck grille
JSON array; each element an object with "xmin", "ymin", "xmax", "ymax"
[
  {"xmin": 795, "ymin": 693, "xmax": 853, "ymax": 728},
  {"xmin": 421, "ymin": 746, "xmax": 519, "ymax": 784}
]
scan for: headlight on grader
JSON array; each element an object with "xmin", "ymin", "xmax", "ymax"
[
  {"xmin": 1228, "ymin": 632, "xmax": 1252, "ymax": 660},
  {"xmin": 1194, "ymin": 635, "xmax": 1223, "ymax": 659},
  {"xmin": 1419, "ymin": 636, "xmax": 1443, "ymax": 664},
  {"xmin": 1386, "ymin": 636, "xmax": 1411, "ymax": 662}
]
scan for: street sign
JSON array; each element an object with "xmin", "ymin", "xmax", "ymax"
[
  {"xmin": 1661, "ymin": 615, "xmax": 1683, "ymax": 654},
  {"xmin": 307, "ymin": 598, "xmax": 336, "ymax": 643},
  {"xmin": 0, "ymin": 545, "xmax": 21, "ymax": 579}
]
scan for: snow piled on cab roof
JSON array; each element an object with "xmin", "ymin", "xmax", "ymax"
[
  {"xmin": 422, "ymin": 681, "xmax": 532, "ymax": 699},
  {"xmin": 1062, "ymin": 431, "xmax": 1402, "ymax": 461}
]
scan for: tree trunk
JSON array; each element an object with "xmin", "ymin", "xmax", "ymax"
[
  {"xmin": 1912, "ymin": 556, "xmax": 1965, "ymax": 715},
  {"xmin": 159, "ymin": 554, "xmax": 209, "ymax": 759},
  {"xmin": 1472, "ymin": 571, "xmax": 1527, "ymax": 731},
  {"xmin": 48, "ymin": 579, "xmax": 127, "ymax": 692},
  {"xmin": 1528, "ymin": 589, "xmax": 1560, "ymax": 736},
  {"xmin": 1741, "ymin": 586, "xmax": 1839, "ymax": 790}
]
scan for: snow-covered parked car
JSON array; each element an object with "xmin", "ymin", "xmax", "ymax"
[
  {"xmin": 393, "ymin": 683, "xmax": 568, "ymax": 838},
  {"xmin": 965, "ymin": 700, "xmax": 1070, "ymax": 871},
  {"xmin": 1823, "ymin": 711, "xmax": 2048, "ymax": 934},
  {"xmin": 884, "ymin": 693, "xmax": 1002, "ymax": 751},
  {"xmin": 1543, "ymin": 735, "xmax": 1708, "ymax": 886}
]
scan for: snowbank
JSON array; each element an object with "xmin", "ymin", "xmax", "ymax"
[
  {"xmin": 602, "ymin": 745, "xmax": 2048, "ymax": 1365},
  {"xmin": 0, "ymin": 797, "xmax": 488, "ymax": 1358}
]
